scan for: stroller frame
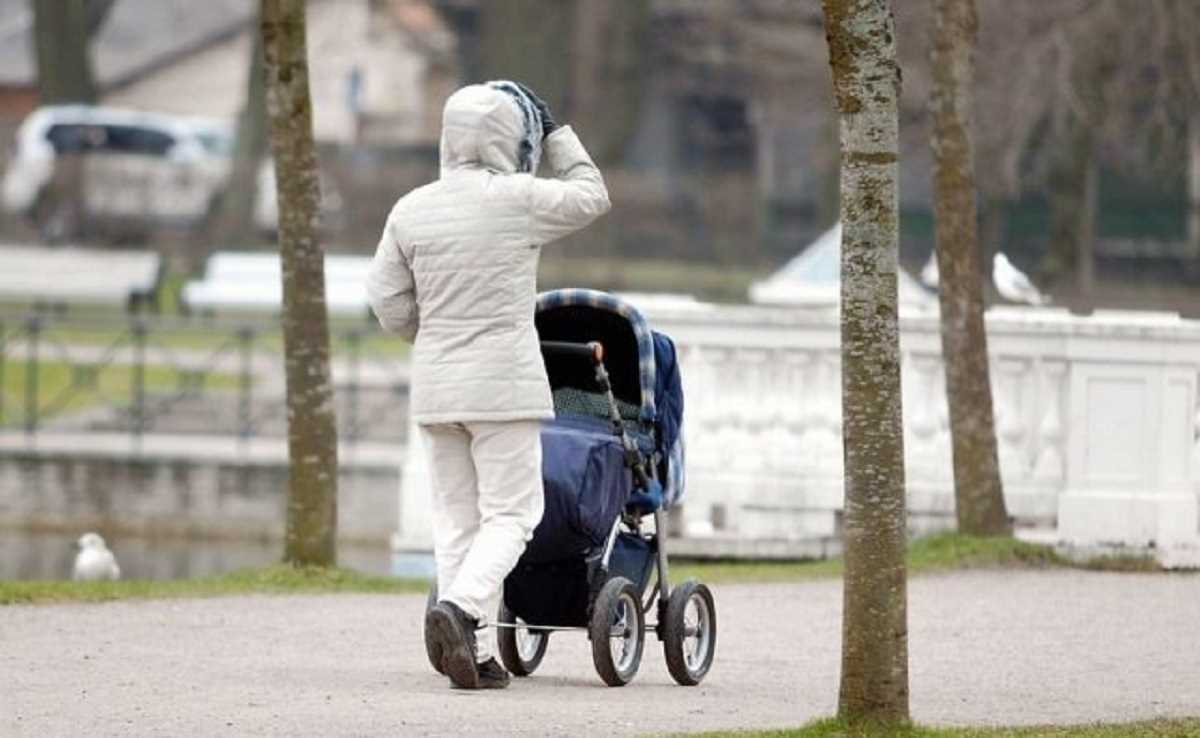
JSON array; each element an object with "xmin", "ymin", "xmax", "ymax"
[{"xmin": 519, "ymin": 340, "xmax": 674, "ymax": 628}]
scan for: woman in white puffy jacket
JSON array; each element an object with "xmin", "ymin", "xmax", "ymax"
[{"xmin": 365, "ymin": 81, "xmax": 610, "ymax": 690}]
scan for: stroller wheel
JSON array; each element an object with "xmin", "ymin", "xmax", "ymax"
[
  {"xmin": 663, "ymin": 579, "xmax": 716, "ymax": 686},
  {"xmin": 589, "ymin": 577, "xmax": 645, "ymax": 687},
  {"xmin": 424, "ymin": 582, "xmax": 444, "ymax": 675},
  {"xmin": 497, "ymin": 599, "xmax": 549, "ymax": 676}
]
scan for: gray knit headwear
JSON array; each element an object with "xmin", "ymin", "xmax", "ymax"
[{"xmin": 487, "ymin": 80, "xmax": 545, "ymax": 174}]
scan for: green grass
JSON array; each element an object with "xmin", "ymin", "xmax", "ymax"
[
  {"xmin": 3, "ymin": 319, "xmax": 409, "ymax": 357},
  {"xmin": 2, "ymin": 533, "xmax": 1164, "ymax": 607},
  {"xmin": 0, "ymin": 359, "xmax": 241, "ymax": 426},
  {"xmin": 539, "ymin": 255, "xmax": 767, "ymax": 303},
  {"xmin": 671, "ymin": 532, "xmax": 1078, "ymax": 586},
  {"xmin": 0, "ymin": 563, "xmax": 429, "ymax": 605},
  {"xmin": 681, "ymin": 716, "xmax": 1200, "ymax": 738}
]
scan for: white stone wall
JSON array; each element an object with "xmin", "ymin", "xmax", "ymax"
[
  {"xmin": 395, "ymin": 302, "xmax": 1200, "ymax": 564},
  {"xmin": 648, "ymin": 303, "xmax": 1200, "ymax": 563}
]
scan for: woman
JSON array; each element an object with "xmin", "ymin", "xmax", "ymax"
[{"xmin": 366, "ymin": 81, "xmax": 610, "ymax": 689}]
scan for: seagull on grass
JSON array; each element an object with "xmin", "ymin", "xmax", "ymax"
[
  {"xmin": 72, "ymin": 532, "xmax": 121, "ymax": 581},
  {"xmin": 992, "ymin": 252, "xmax": 1051, "ymax": 306}
]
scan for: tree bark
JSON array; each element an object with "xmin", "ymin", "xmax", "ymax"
[
  {"xmin": 929, "ymin": 0, "xmax": 1010, "ymax": 537},
  {"xmin": 821, "ymin": 0, "xmax": 910, "ymax": 725},
  {"xmin": 1042, "ymin": 117, "xmax": 1094, "ymax": 287},
  {"xmin": 1076, "ymin": 148, "xmax": 1097, "ymax": 300},
  {"xmin": 32, "ymin": 0, "xmax": 97, "ymax": 104},
  {"xmin": 1190, "ymin": 116, "xmax": 1200, "ymax": 270},
  {"xmin": 208, "ymin": 23, "xmax": 269, "ymax": 254},
  {"xmin": 478, "ymin": 0, "xmax": 573, "ymax": 115},
  {"xmin": 261, "ymin": 0, "xmax": 339, "ymax": 567}
]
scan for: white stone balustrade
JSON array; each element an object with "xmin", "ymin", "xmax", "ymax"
[
  {"xmin": 638, "ymin": 303, "xmax": 1200, "ymax": 565},
  {"xmin": 395, "ymin": 302, "xmax": 1200, "ymax": 566}
]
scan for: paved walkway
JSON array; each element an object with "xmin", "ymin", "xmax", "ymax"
[{"xmin": 4, "ymin": 570, "xmax": 1199, "ymax": 736}]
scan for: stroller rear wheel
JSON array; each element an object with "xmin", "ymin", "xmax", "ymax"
[
  {"xmin": 663, "ymin": 579, "xmax": 716, "ymax": 686},
  {"xmin": 589, "ymin": 577, "xmax": 645, "ymax": 687},
  {"xmin": 424, "ymin": 582, "xmax": 444, "ymax": 675},
  {"xmin": 497, "ymin": 599, "xmax": 549, "ymax": 676}
]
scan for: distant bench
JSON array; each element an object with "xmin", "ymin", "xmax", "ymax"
[
  {"xmin": 0, "ymin": 244, "xmax": 162, "ymax": 312},
  {"xmin": 182, "ymin": 251, "xmax": 372, "ymax": 318}
]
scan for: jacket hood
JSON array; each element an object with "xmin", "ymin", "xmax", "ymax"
[{"xmin": 439, "ymin": 83, "xmax": 543, "ymax": 177}]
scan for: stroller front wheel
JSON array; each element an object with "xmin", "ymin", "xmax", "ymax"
[
  {"xmin": 497, "ymin": 599, "xmax": 549, "ymax": 676},
  {"xmin": 663, "ymin": 579, "xmax": 716, "ymax": 686},
  {"xmin": 589, "ymin": 577, "xmax": 645, "ymax": 687}
]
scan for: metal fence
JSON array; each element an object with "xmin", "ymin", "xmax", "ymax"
[{"xmin": 0, "ymin": 312, "xmax": 409, "ymax": 447}]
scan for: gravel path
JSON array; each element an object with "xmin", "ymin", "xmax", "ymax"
[{"xmin": 4, "ymin": 570, "xmax": 1199, "ymax": 737}]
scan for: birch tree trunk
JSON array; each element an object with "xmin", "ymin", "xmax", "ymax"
[
  {"xmin": 821, "ymin": 0, "xmax": 910, "ymax": 725},
  {"xmin": 929, "ymin": 0, "xmax": 1010, "ymax": 536},
  {"xmin": 261, "ymin": 0, "xmax": 339, "ymax": 567}
]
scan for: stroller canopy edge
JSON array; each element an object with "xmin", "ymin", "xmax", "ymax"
[{"xmin": 536, "ymin": 289, "xmax": 658, "ymax": 423}]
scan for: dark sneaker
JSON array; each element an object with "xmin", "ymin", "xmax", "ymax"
[
  {"xmin": 474, "ymin": 658, "xmax": 511, "ymax": 690},
  {"xmin": 425, "ymin": 601, "xmax": 479, "ymax": 689}
]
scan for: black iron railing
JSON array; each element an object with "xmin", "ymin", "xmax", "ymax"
[{"xmin": 0, "ymin": 312, "xmax": 409, "ymax": 448}]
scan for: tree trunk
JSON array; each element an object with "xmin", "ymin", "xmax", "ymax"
[
  {"xmin": 567, "ymin": 0, "xmax": 649, "ymax": 165},
  {"xmin": 1190, "ymin": 115, "xmax": 1200, "ymax": 265},
  {"xmin": 208, "ymin": 24, "xmax": 269, "ymax": 255},
  {"xmin": 478, "ymin": 0, "xmax": 573, "ymax": 115},
  {"xmin": 1076, "ymin": 149, "xmax": 1097, "ymax": 300},
  {"xmin": 1189, "ymin": 117, "xmax": 1200, "ymax": 265},
  {"xmin": 929, "ymin": 0, "xmax": 1010, "ymax": 537},
  {"xmin": 32, "ymin": 0, "xmax": 97, "ymax": 104},
  {"xmin": 261, "ymin": 0, "xmax": 339, "ymax": 567},
  {"xmin": 1042, "ymin": 117, "xmax": 1093, "ymax": 288},
  {"xmin": 821, "ymin": 0, "xmax": 910, "ymax": 725}
]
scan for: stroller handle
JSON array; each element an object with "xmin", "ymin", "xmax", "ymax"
[{"xmin": 540, "ymin": 340, "xmax": 604, "ymax": 365}]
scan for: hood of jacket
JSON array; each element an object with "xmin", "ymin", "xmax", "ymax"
[{"xmin": 439, "ymin": 83, "xmax": 543, "ymax": 178}]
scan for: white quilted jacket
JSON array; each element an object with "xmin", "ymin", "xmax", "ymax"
[{"xmin": 366, "ymin": 85, "xmax": 611, "ymax": 424}]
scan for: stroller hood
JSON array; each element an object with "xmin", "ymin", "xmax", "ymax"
[{"xmin": 536, "ymin": 289, "xmax": 686, "ymax": 507}]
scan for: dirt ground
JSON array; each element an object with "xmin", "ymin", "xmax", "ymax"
[{"xmin": 4, "ymin": 569, "xmax": 1199, "ymax": 737}]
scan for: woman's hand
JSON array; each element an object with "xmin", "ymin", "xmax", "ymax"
[{"xmin": 516, "ymin": 82, "xmax": 558, "ymax": 139}]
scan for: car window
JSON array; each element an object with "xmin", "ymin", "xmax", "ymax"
[
  {"xmin": 43, "ymin": 123, "xmax": 176, "ymax": 156},
  {"xmin": 106, "ymin": 125, "xmax": 175, "ymax": 155},
  {"xmin": 45, "ymin": 124, "xmax": 94, "ymax": 153}
]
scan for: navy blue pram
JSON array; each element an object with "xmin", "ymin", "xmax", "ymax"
[{"xmin": 497, "ymin": 289, "xmax": 716, "ymax": 687}]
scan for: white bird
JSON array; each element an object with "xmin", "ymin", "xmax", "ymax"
[
  {"xmin": 72, "ymin": 532, "xmax": 121, "ymax": 581},
  {"xmin": 992, "ymin": 252, "xmax": 1051, "ymax": 306},
  {"xmin": 920, "ymin": 250, "xmax": 939, "ymax": 289}
]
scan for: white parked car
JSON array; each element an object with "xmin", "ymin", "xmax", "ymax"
[{"xmin": 1, "ymin": 105, "xmax": 340, "ymax": 240}]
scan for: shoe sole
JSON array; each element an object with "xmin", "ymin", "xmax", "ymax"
[
  {"xmin": 425, "ymin": 623, "xmax": 445, "ymax": 675},
  {"xmin": 426, "ymin": 608, "xmax": 479, "ymax": 689},
  {"xmin": 459, "ymin": 679, "xmax": 509, "ymax": 690}
]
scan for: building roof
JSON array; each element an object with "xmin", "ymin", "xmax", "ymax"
[
  {"xmin": 0, "ymin": 0, "xmax": 254, "ymax": 90},
  {"xmin": 748, "ymin": 223, "xmax": 935, "ymax": 309}
]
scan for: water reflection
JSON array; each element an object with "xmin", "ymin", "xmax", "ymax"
[{"xmin": 0, "ymin": 530, "xmax": 434, "ymax": 581}]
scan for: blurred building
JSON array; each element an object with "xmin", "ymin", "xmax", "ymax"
[{"xmin": 0, "ymin": 0, "xmax": 455, "ymax": 146}]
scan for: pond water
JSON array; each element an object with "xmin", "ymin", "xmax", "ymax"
[{"xmin": 0, "ymin": 529, "xmax": 436, "ymax": 581}]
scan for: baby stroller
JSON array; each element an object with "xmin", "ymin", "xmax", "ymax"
[{"xmin": 424, "ymin": 289, "xmax": 716, "ymax": 687}]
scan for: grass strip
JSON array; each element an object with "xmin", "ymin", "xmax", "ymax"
[
  {"xmin": 0, "ymin": 563, "xmax": 428, "ymax": 605},
  {"xmin": 679, "ymin": 716, "xmax": 1200, "ymax": 738},
  {"xmin": 671, "ymin": 532, "xmax": 1159, "ymax": 585},
  {"xmin": 2, "ymin": 533, "xmax": 1164, "ymax": 606},
  {"xmin": 0, "ymin": 359, "xmax": 241, "ymax": 426}
]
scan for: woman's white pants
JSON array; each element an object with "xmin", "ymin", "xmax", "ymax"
[{"xmin": 419, "ymin": 421, "xmax": 545, "ymax": 662}]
